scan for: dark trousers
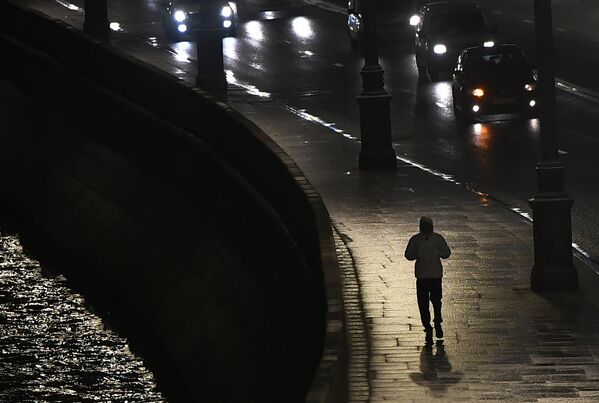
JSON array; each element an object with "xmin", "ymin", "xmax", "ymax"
[{"xmin": 416, "ymin": 278, "xmax": 442, "ymax": 331}]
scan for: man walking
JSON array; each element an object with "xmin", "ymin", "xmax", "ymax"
[{"xmin": 405, "ymin": 216, "xmax": 451, "ymax": 345}]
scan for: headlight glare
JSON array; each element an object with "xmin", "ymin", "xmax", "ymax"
[
  {"xmin": 174, "ymin": 10, "xmax": 186, "ymax": 22},
  {"xmin": 483, "ymin": 40, "xmax": 495, "ymax": 48},
  {"xmin": 221, "ymin": 5, "xmax": 232, "ymax": 18},
  {"xmin": 433, "ymin": 44, "xmax": 447, "ymax": 54},
  {"xmin": 524, "ymin": 83, "xmax": 536, "ymax": 91},
  {"xmin": 409, "ymin": 15, "xmax": 420, "ymax": 26}
]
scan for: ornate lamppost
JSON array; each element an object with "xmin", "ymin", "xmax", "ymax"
[
  {"xmin": 356, "ymin": 0, "xmax": 396, "ymax": 170},
  {"xmin": 529, "ymin": 0, "xmax": 578, "ymax": 291}
]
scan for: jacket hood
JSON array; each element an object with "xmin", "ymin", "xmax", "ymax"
[{"xmin": 420, "ymin": 216, "xmax": 434, "ymax": 234}]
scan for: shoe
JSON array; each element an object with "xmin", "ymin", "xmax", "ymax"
[
  {"xmin": 425, "ymin": 330, "xmax": 433, "ymax": 346},
  {"xmin": 435, "ymin": 323, "xmax": 444, "ymax": 339}
]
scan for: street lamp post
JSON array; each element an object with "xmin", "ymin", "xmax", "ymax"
[
  {"xmin": 356, "ymin": 0, "xmax": 396, "ymax": 170},
  {"xmin": 83, "ymin": 0, "xmax": 110, "ymax": 38},
  {"xmin": 196, "ymin": 29, "xmax": 228, "ymax": 100},
  {"xmin": 529, "ymin": 0, "xmax": 578, "ymax": 291}
]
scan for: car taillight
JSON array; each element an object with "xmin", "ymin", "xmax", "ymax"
[{"xmin": 471, "ymin": 88, "xmax": 485, "ymax": 97}]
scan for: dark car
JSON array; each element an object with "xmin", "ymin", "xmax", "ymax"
[
  {"xmin": 348, "ymin": 0, "xmax": 421, "ymax": 47},
  {"xmin": 414, "ymin": 1, "xmax": 496, "ymax": 81},
  {"xmin": 163, "ymin": 0, "xmax": 236, "ymax": 41},
  {"xmin": 451, "ymin": 44, "xmax": 538, "ymax": 123}
]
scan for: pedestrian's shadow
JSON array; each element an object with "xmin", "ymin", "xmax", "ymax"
[{"xmin": 409, "ymin": 341, "xmax": 463, "ymax": 397}]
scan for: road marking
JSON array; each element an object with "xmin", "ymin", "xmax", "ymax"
[
  {"xmin": 558, "ymin": 149, "xmax": 568, "ymax": 155},
  {"xmin": 556, "ymin": 79, "xmax": 599, "ymax": 104},
  {"xmin": 522, "ymin": 19, "xmax": 534, "ymax": 24},
  {"xmin": 556, "ymin": 27, "xmax": 567, "ymax": 32},
  {"xmin": 333, "ymin": 62, "xmax": 344, "ymax": 68},
  {"xmin": 492, "ymin": 10, "xmax": 503, "ymax": 15},
  {"xmin": 303, "ymin": 0, "xmax": 347, "ymax": 15},
  {"xmin": 53, "ymin": 0, "xmax": 83, "ymax": 12}
]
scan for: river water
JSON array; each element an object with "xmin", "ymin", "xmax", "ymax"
[{"xmin": 0, "ymin": 234, "xmax": 166, "ymax": 402}]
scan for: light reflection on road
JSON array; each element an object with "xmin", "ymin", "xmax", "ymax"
[
  {"xmin": 291, "ymin": 16, "xmax": 314, "ymax": 40},
  {"xmin": 245, "ymin": 21, "xmax": 264, "ymax": 42},
  {"xmin": 172, "ymin": 41, "xmax": 192, "ymax": 63}
]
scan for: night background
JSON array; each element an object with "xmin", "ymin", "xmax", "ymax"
[{"xmin": 1, "ymin": 0, "xmax": 599, "ymax": 401}]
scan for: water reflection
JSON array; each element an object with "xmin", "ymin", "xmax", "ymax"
[
  {"xmin": 225, "ymin": 70, "xmax": 271, "ymax": 97},
  {"xmin": 245, "ymin": 21, "xmax": 264, "ymax": 42},
  {"xmin": 0, "ymin": 235, "xmax": 164, "ymax": 401},
  {"xmin": 172, "ymin": 41, "xmax": 192, "ymax": 63},
  {"xmin": 223, "ymin": 37, "xmax": 238, "ymax": 60},
  {"xmin": 291, "ymin": 17, "xmax": 314, "ymax": 40},
  {"xmin": 432, "ymin": 82, "xmax": 452, "ymax": 109},
  {"xmin": 472, "ymin": 123, "xmax": 492, "ymax": 151}
]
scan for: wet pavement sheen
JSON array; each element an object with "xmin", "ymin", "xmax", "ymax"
[
  {"xmin": 0, "ymin": 235, "xmax": 165, "ymax": 402},
  {"xmin": 230, "ymin": 95, "xmax": 599, "ymax": 402}
]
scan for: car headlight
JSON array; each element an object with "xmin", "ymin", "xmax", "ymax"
[
  {"xmin": 483, "ymin": 40, "xmax": 495, "ymax": 48},
  {"xmin": 433, "ymin": 44, "xmax": 447, "ymax": 54},
  {"xmin": 174, "ymin": 10, "xmax": 186, "ymax": 22},
  {"xmin": 221, "ymin": 5, "xmax": 232, "ymax": 18},
  {"xmin": 524, "ymin": 83, "xmax": 536, "ymax": 91},
  {"xmin": 471, "ymin": 88, "xmax": 485, "ymax": 97},
  {"xmin": 223, "ymin": 20, "xmax": 232, "ymax": 28},
  {"xmin": 409, "ymin": 15, "xmax": 420, "ymax": 26}
]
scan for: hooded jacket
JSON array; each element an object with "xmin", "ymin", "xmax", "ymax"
[{"xmin": 404, "ymin": 216, "xmax": 451, "ymax": 279}]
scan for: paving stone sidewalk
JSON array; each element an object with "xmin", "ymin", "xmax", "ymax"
[{"xmin": 230, "ymin": 95, "xmax": 599, "ymax": 402}]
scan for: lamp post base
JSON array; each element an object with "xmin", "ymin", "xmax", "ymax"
[
  {"xmin": 83, "ymin": 0, "xmax": 110, "ymax": 38},
  {"xmin": 531, "ymin": 264, "xmax": 578, "ymax": 292},
  {"xmin": 195, "ymin": 31, "xmax": 227, "ymax": 95},
  {"xmin": 357, "ymin": 91, "xmax": 396, "ymax": 171},
  {"xmin": 529, "ymin": 194, "xmax": 578, "ymax": 291},
  {"xmin": 359, "ymin": 148, "xmax": 397, "ymax": 170}
]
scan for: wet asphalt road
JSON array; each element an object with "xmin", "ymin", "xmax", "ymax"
[{"xmin": 14, "ymin": 0, "xmax": 599, "ymax": 263}]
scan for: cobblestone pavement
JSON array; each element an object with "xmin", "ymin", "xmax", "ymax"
[{"xmin": 231, "ymin": 96, "xmax": 599, "ymax": 402}]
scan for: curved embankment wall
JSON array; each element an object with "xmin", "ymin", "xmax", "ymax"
[{"xmin": 0, "ymin": 1, "xmax": 346, "ymax": 402}]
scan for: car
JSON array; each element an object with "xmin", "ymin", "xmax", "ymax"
[
  {"xmin": 163, "ymin": 0, "xmax": 236, "ymax": 42},
  {"xmin": 451, "ymin": 44, "xmax": 538, "ymax": 123},
  {"xmin": 413, "ymin": 1, "xmax": 496, "ymax": 81},
  {"xmin": 348, "ymin": 0, "xmax": 422, "ymax": 47}
]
